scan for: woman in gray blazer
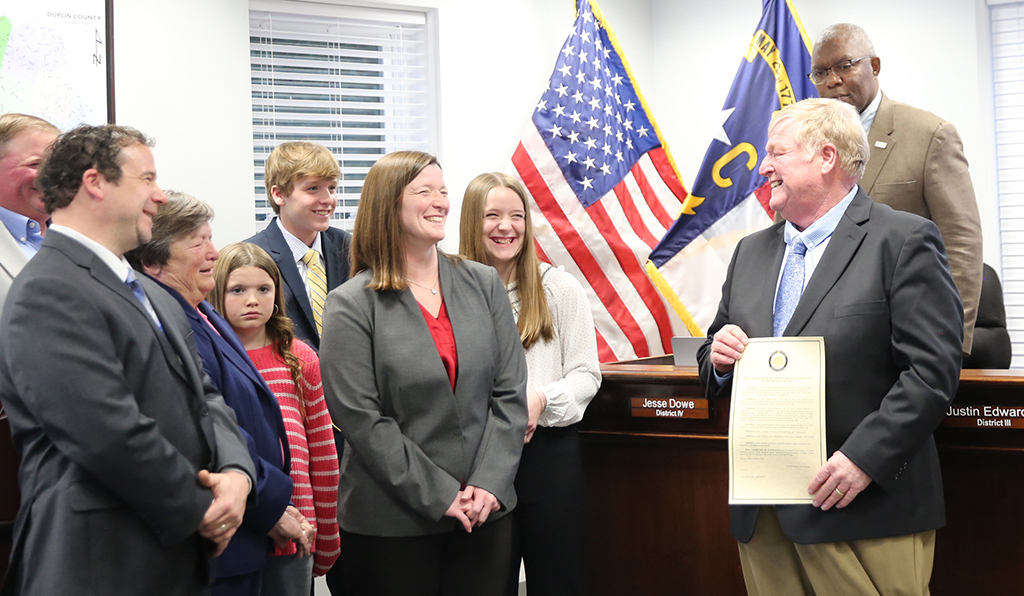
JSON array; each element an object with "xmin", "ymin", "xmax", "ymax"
[{"xmin": 320, "ymin": 151, "xmax": 528, "ymax": 596}]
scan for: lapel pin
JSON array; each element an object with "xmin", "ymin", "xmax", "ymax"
[{"xmin": 874, "ymin": 141, "xmax": 887, "ymax": 149}]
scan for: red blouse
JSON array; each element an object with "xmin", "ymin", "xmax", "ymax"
[{"xmin": 418, "ymin": 300, "xmax": 458, "ymax": 389}]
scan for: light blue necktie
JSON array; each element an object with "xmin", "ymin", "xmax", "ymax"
[{"xmin": 773, "ymin": 238, "xmax": 807, "ymax": 337}]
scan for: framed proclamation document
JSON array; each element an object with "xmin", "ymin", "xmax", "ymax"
[{"xmin": 728, "ymin": 337, "xmax": 826, "ymax": 505}]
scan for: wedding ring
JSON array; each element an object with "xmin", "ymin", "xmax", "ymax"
[{"xmin": 834, "ymin": 488, "xmax": 845, "ymax": 497}]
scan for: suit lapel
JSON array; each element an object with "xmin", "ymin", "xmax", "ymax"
[
  {"xmin": 421, "ymin": 252, "xmax": 460, "ymax": 400},
  {"xmin": 0, "ymin": 228, "xmax": 29, "ymax": 281},
  {"xmin": 861, "ymin": 92, "xmax": 895, "ymax": 196},
  {"xmin": 199, "ymin": 300, "xmax": 290, "ymax": 471},
  {"xmin": 266, "ymin": 220, "xmax": 318, "ymax": 334},
  {"xmin": 757, "ymin": 228, "xmax": 788, "ymax": 337},
  {"xmin": 198, "ymin": 301, "xmax": 265, "ymax": 391},
  {"xmin": 140, "ymin": 276, "xmax": 205, "ymax": 391},
  {"xmin": 88, "ymin": 260, "xmax": 170, "ymax": 343},
  {"xmin": 322, "ymin": 229, "xmax": 344, "ymax": 290},
  {"xmin": 784, "ymin": 191, "xmax": 870, "ymax": 336},
  {"xmin": 47, "ymin": 234, "xmax": 194, "ymax": 387}
]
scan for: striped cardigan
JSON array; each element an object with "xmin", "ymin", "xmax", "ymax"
[{"xmin": 248, "ymin": 340, "xmax": 340, "ymax": 575}]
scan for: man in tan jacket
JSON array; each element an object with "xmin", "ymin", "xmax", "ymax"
[{"xmin": 810, "ymin": 23, "xmax": 983, "ymax": 354}]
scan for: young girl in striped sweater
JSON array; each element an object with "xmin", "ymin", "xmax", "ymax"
[{"xmin": 211, "ymin": 242, "xmax": 341, "ymax": 596}]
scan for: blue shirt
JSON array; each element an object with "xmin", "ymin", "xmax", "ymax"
[
  {"xmin": 0, "ymin": 205, "xmax": 44, "ymax": 258},
  {"xmin": 714, "ymin": 185, "xmax": 859, "ymax": 385},
  {"xmin": 772, "ymin": 185, "xmax": 860, "ymax": 310},
  {"xmin": 275, "ymin": 219, "xmax": 322, "ymax": 296}
]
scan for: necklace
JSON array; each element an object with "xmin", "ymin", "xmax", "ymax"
[{"xmin": 408, "ymin": 277, "xmax": 439, "ymax": 295}]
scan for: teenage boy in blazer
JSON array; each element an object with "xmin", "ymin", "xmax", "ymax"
[{"xmin": 246, "ymin": 142, "xmax": 351, "ymax": 352}]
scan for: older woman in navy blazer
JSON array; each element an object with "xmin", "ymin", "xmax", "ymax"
[
  {"xmin": 128, "ymin": 192, "xmax": 312, "ymax": 596},
  {"xmin": 321, "ymin": 151, "xmax": 528, "ymax": 596}
]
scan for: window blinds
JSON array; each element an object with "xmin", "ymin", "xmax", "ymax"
[
  {"xmin": 991, "ymin": 1, "xmax": 1024, "ymax": 365},
  {"xmin": 250, "ymin": 3, "xmax": 436, "ymax": 231}
]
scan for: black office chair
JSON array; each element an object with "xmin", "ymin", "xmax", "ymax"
[{"xmin": 962, "ymin": 263, "xmax": 1012, "ymax": 369}]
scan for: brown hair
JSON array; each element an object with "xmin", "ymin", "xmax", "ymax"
[
  {"xmin": 265, "ymin": 142, "xmax": 340, "ymax": 214},
  {"xmin": 126, "ymin": 191, "xmax": 213, "ymax": 270},
  {"xmin": 38, "ymin": 124, "xmax": 151, "ymax": 212},
  {"xmin": 350, "ymin": 150, "xmax": 454, "ymax": 290},
  {"xmin": 210, "ymin": 242, "xmax": 305, "ymax": 418},
  {"xmin": 0, "ymin": 113, "xmax": 59, "ymax": 157},
  {"xmin": 460, "ymin": 172, "xmax": 554, "ymax": 349}
]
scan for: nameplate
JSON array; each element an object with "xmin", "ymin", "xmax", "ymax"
[
  {"xmin": 943, "ymin": 405, "xmax": 1024, "ymax": 429},
  {"xmin": 631, "ymin": 397, "xmax": 710, "ymax": 419}
]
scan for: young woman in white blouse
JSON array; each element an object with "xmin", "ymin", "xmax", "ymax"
[{"xmin": 460, "ymin": 172, "xmax": 601, "ymax": 596}]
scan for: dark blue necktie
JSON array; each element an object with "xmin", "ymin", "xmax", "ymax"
[
  {"xmin": 773, "ymin": 239, "xmax": 807, "ymax": 337},
  {"xmin": 126, "ymin": 270, "xmax": 162, "ymax": 330}
]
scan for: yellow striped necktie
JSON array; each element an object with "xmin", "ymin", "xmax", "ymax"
[{"xmin": 302, "ymin": 249, "xmax": 327, "ymax": 335}]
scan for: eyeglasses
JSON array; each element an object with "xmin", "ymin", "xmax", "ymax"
[{"xmin": 807, "ymin": 56, "xmax": 872, "ymax": 85}]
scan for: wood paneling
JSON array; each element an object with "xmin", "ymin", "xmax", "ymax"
[{"xmin": 581, "ymin": 360, "xmax": 1024, "ymax": 595}]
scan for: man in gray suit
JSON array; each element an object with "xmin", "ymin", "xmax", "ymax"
[
  {"xmin": 700, "ymin": 99, "xmax": 962, "ymax": 595},
  {"xmin": 810, "ymin": 23, "xmax": 983, "ymax": 355},
  {"xmin": 0, "ymin": 114, "xmax": 59, "ymax": 306},
  {"xmin": 0, "ymin": 125, "xmax": 256, "ymax": 595},
  {"xmin": 0, "ymin": 114, "xmax": 60, "ymax": 573}
]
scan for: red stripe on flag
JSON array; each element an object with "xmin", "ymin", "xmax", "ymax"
[
  {"xmin": 513, "ymin": 143, "xmax": 651, "ymax": 358},
  {"xmin": 753, "ymin": 180, "xmax": 775, "ymax": 220},
  {"xmin": 585, "ymin": 199, "xmax": 674, "ymax": 355},
  {"xmin": 612, "ymin": 181, "xmax": 660, "ymax": 249},
  {"xmin": 534, "ymin": 239, "xmax": 551, "ymax": 264},
  {"xmin": 648, "ymin": 147, "xmax": 688, "ymax": 203},
  {"xmin": 595, "ymin": 327, "xmax": 616, "ymax": 363},
  {"xmin": 541, "ymin": 219, "xmax": 615, "ymax": 362},
  {"xmin": 630, "ymin": 162, "xmax": 674, "ymax": 229}
]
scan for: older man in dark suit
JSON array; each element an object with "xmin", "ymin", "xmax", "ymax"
[
  {"xmin": 810, "ymin": 23, "xmax": 983, "ymax": 355},
  {"xmin": 699, "ymin": 99, "xmax": 963, "ymax": 596},
  {"xmin": 0, "ymin": 125, "xmax": 255, "ymax": 596}
]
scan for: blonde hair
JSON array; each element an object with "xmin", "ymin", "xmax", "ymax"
[
  {"xmin": 351, "ymin": 151, "xmax": 458, "ymax": 290},
  {"xmin": 0, "ymin": 113, "xmax": 59, "ymax": 157},
  {"xmin": 769, "ymin": 98, "xmax": 870, "ymax": 179},
  {"xmin": 210, "ymin": 242, "xmax": 305, "ymax": 418},
  {"xmin": 460, "ymin": 172, "xmax": 554, "ymax": 349},
  {"xmin": 265, "ymin": 142, "xmax": 340, "ymax": 214}
]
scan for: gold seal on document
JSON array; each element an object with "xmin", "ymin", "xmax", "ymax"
[{"xmin": 768, "ymin": 350, "xmax": 788, "ymax": 372}]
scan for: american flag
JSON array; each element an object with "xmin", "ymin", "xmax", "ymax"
[{"xmin": 509, "ymin": 0, "xmax": 688, "ymax": 362}]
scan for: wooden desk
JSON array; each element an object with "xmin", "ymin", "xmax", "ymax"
[{"xmin": 580, "ymin": 358, "xmax": 1024, "ymax": 595}]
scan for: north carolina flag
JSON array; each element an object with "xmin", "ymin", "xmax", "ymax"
[
  {"xmin": 509, "ymin": 0, "xmax": 689, "ymax": 362},
  {"xmin": 646, "ymin": 0, "xmax": 815, "ymax": 335}
]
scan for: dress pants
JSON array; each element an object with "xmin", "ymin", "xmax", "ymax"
[
  {"xmin": 738, "ymin": 506, "xmax": 936, "ymax": 596},
  {"xmin": 339, "ymin": 514, "xmax": 512, "ymax": 596},
  {"xmin": 262, "ymin": 553, "xmax": 313, "ymax": 596},
  {"xmin": 325, "ymin": 428, "xmax": 346, "ymax": 595},
  {"xmin": 212, "ymin": 571, "xmax": 262, "ymax": 596},
  {"xmin": 504, "ymin": 424, "xmax": 586, "ymax": 596}
]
